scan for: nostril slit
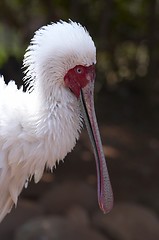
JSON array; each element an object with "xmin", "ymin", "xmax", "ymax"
[{"xmin": 86, "ymin": 74, "xmax": 91, "ymax": 81}]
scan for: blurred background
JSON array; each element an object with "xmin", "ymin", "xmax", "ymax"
[{"xmin": 0, "ymin": 0, "xmax": 159, "ymax": 240}]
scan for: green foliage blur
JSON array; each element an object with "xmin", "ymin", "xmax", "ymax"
[{"xmin": 0, "ymin": 0, "xmax": 159, "ymax": 96}]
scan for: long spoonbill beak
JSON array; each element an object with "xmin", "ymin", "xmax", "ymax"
[
  {"xmin": 64, "ymin": 64, "xmax": 113, "ymax": 213},
  {"xmin": 80, "ymin": 68, "xmax": 113, "ymax": 214}
]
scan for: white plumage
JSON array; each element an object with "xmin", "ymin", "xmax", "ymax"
[{"xmin": 0, "ymin": 21, "xmax": 113, "ymax": 222}]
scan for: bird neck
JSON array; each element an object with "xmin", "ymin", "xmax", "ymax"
[
  {"xmin": 30, "ymin": 82, "xmax": 82, "ymax": 166},
  {"xmin": 26, "ymin": 71, "xmax": 83, "ymax": 162}
]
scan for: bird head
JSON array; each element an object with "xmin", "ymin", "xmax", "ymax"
[
  {"xmin": 23, "ymin": 20, "xmax": 113, "ymax": 214},
  {"xmin": 24, "ymin": 21, "xmax": 96, "ymax": 92}
]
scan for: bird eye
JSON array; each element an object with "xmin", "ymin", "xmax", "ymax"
[{"xmin": 76, "ymin": 67, "xmax": 82, "ymax": 74}]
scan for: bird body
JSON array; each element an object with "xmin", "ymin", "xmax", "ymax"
[{"xmin": 0, "ymin": 21, "xmax": 113, "ymax": 222}]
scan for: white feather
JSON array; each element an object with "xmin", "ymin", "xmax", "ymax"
[{"xmin": 0, "ymin": 20, "xmax": 96, "ymax": 222}]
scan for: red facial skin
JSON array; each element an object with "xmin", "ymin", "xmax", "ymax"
[{"xmin": 64, "ymin": 65, "xmax": 95, "ymax": 98}]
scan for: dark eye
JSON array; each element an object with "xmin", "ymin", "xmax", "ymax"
[{"xmin": 76, "ymin": 67, "xmax": 82, "ymax": 74}]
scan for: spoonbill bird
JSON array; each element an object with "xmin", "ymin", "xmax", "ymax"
[{"xmin": 0, "ymin": 21, "xmax": 113, "ymax": 222}]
